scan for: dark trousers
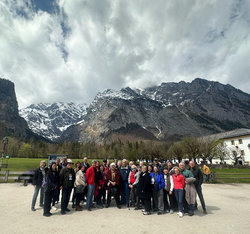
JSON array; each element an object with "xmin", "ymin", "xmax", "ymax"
[
  {"xmin": 107, "ymin": 187, "xmax": 120, "ymax": 206},
  {"xmin": 76, "ymin": 193, "xmax": 83, "ymax": 206},
  {"xmin": 195, "ymin": 185, "xmax": 206, "ymax": 211},
  {"xmin": 44, "ymin": 190, "xmax": 54, "ymax": 215},
  {"xmin": 130, "ymin": 186, "xmax": 139, "ymax": 208},
  {"xmin": 54, "ymin": 187, "xmax": 60, "ymax": 203},
  {"xmin": 97, "ymin": 188, "xmax": 105, "ymax": 205},
  {"xmin": 183, "ymin": 189, "xmax": 189, "ymax": 212},
  {"xmin": 142, "ymin": 197, "xmax": 151, "ymax": 212},
  {"xmin": 102, "ymin": 188, "xmax": 106, "ymax": 204},
  {"xmin": 61, "ymin": 187, "xmax": 72, "ymax": 212},
  {"xmin": 163, "ymin": 190, "xmax": 174, "ymax": 210}
]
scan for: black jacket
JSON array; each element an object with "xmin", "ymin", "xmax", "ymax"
[
  {"xmin": 138, "ymin": 172, "xmax": 152, "ymax": 199},
  {"xmin": 44, "ymin": 169, "xmax": 59, "ymax": 192},
  {"xmin": 189, "ymin": 166, "xmax": 203, "ymax": 187},
  {"xmin": 32, "ymin": 167, "xmax": 48, "ymax": 187}
]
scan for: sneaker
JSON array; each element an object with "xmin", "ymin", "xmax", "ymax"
[
  {"xmin": 43, "ymin": 213, "xmax": 51, "ymax": 217},
  {"xmin": 65, "ymin": 208, "xmax": 70, "ymax": 212},
  {"xmin": 72, "ymin": 204, "xmax": 76, "ymax": 209},
  {"xmin": 52, "ymin": 206, "xmax": 57, "ymax": 211},
  {"xmin": 117, "ymin": 205, "xmax": 121, "ymax": 209},
  {"xmin": 31, "ymin": 208, "xmax": 36, "ymax": 211},
  {"xmin": 141, "ymin": 209, "xmax": 146, "ymax": 212},
  {"xmin": 55, "ymin": 201, "xmax": 58, "ymax": 204},
  {"xmin": 143, "ymin": 212, "xmax": 150, "ymax": 215},
  {"xmin": 203, "ymin": 210, "xmax": 208, "ymax": 214},
  {"xmin": 61, "ymin": 211, "xmax": 66, "ymax": 215},
  {"xmin": 88, "ymin": 207, "xmax": 92, "ymax": 211},
  {"xmin": 157, "ymin": 211, "xmax": 164, "ymax": 215},
  {"xmin": 39, "ymin": 204, "xmax": 44, "ymax": 208},
  {"xmin": 134, "ymin": 207, "xmax": 139, "ymax": 210},
  {"xmin": 170, "ymin": 209, "xmax": 174, "ymax": 214},
  {"xmin": 179, "ymin": 212, "xmax": 184, "ymax": 218},
  {"xmin": 105, "ymin": 204, "xmax": 109, "ymax": 208},
  {"xmin": 165, "ymin": 210, "xmax": 170, "ymax": 213}
]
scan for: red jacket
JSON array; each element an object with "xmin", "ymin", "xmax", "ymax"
[
  {"xmin": 172, "ymin": 173, "xmax": 185, "ymax": 189},
  {"xmin": 86, "ymin": 166, "xmax": 96, "ymax": 185}
]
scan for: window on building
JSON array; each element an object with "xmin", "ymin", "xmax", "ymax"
[
  {"xmin": 231, "ymin": 140, "xmax": 235, "ymax": 145},
  {"xmin": 241, "ymin": 150, "xmax": 245, "ymax": 156},
  {"xmin": 239, "ymin": 139, "xmax": 243, "ymax": 144}
]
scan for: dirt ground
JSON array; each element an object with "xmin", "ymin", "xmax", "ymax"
[{"xmin": 0, "ymin": 183, "xmax": 250, "ymax": 234}]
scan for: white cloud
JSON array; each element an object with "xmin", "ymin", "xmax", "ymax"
[{"xmin": 0, "ymin": 0, "xmax": 250, "ymax": 108}]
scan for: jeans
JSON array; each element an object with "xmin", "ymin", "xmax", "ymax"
[
  {"xmin": 86, "ymin": 184, "xmax": 95, "ymax": 208},
  {"xmin": 205, "ymin": 174, "xmax": 210, "ymax": 183},
  {"xmin": 121, "ymin": 181, "xmax": 130, "ymax": 205},
  {"xmin": 174, "ymin": 189, "xmax": 184, "ymax": 213},
  {"xmin": 31, "ymin": 186, "xmax": 44, "ymax": 209},
  {"xmin": 195, "ymin": 185, "xmax": 206, "ymax": 211},
  {"xmin": 61, "ymin": 187, "xmax": 72, "ymax": 212}
]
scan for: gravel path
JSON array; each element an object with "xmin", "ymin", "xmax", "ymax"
[{"xmin": 0, "ymin": 183, "xmax": 250, "ymax": 234}]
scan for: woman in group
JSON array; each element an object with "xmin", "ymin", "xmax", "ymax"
[
  {"xmin": 43, "ymin": 162, "xmax": 58, "ymax": 217},
  {"xmin": 96, "ymin": 165, "xmax": 106, "ymax": 208},
  {"xmin": 106, "ymin": 163, "xmax": 121, "ymax": 208},
  {"xmin": 74, "ymin": 165, "xmax": 87, "ymax": 211},
  {"xmin": 72, "ymin": 161, "xmax": 81, "ymax": 208},
  {"xmin": 172, "ymin": 167, "xmax": 185, "ymax": 218},
  {"xmin": 128, "ymin": 165, "xmax": 141, "ymax": 209},
  {"xmin": 138, "ymin": 165, "xmax": 152, "ymax": 215}
]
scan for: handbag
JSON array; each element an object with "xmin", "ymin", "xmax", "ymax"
[{"xmin": 75, "ymin": 185, "xmax": 84, "ymax": 193}]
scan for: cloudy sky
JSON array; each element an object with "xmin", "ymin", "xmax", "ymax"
[{"xmin": 0, "ymin": 0, "xmax": 250, "ymax": 108}]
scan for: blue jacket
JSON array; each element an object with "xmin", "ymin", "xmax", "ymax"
[
  {"xmin": 150, "ymin": 172, "xmax": 165, "ymax": 191},
  {"xmin": 119, "ymin": 166, "xmax": 131, "ymax": 182}
]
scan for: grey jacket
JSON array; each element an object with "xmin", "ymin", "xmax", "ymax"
[{"xmin": 185, "ymin": 177, "xmax": 197, "ymax": 205}]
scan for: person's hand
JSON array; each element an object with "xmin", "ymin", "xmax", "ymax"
[
  {"xmin": 60, "ymin": 186, "xmax": 62, "ymax": 190},
  {"xmin": 98, "ymin": 186, "xmax": 101, "ymax": 190},
  {"xmin": 169, "ymin": 191, "xmax": 172, "ymax": 195},
  {"xmin": 34, "ymin": 185, "xmax": 36, "ymax": 188}
]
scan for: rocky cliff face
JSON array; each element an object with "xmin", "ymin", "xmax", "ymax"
[
  {"xmin": 19, "ymin": 102, "xmax": 87, "ymax": 140},
  {"xmin": 59, "ymin": 78, "xmax": 250, "ymax": 143},
  {"xmin": 0, "ymin": 78, "xmax": 43, "ymax": 140}
]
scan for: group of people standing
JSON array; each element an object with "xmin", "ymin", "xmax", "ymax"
[{"xmin": 31, "ymin": 157, "xmax": 207, "ymax": 218}]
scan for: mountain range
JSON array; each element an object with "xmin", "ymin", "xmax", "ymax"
[{"xmin": 18, "ymin": 78, "xmax": 250, "ymax": 143}]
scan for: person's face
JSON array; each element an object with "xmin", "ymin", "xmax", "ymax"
[
  {"xmin": 167, "ymin": 162, "xmax": 172, "ymax": 169},
  {"xmin": 122, "ymin": 161, "xmax": 126, "ymax": 167},
  {"xmin": 67, "ymin": 163, "xmax": 73, "ymax": 168},
  {"xmin": 118, "ymin": 162, "xmax": 121, "ymax": 167},
  {"xmin": 139, "ymin": 162, "xmax": 143, "ymax": 166},
  {"xmin": 77, "ymin": 162, "xmax": 81, "ymax": 168},
  {"xmin": 164, "ymin": 169, "xmax": 169, "ymax": 174},
  {"xmin": 142, "ymin": 167, "xmax": 146, "ymax": 173},
  {"xmin": 100, "ymin": 166, "xmax": 104, "ymax": 172},
  {"xmin": 84, "ymin": 158, "xmax": 87, "ymax": 163},
  {"xmin": 174, "ymin": 168, "xmax": 180, "ymax": 175},
  {"xmin": 179, "ymin": 164, "xmax": 185, "ymax": 170},
  {"xmin": 189, "ymin": 161, "xmax": 195, "ymax": 168},
  {"xmin": 52, "ymin": 164, "xmax": 56, "ymax": 170},
  {"xmin": 103, "ymin": 162, "xmax": 107, "ymax": 166},
  {"xmin": 129, "ymin": 162, "xmax": 133, "ymax": 167},
  {"xmin": 107, "ymin": 160, "xmax": 110, "ymax": 165},
  {"xmin": 92, "ymin": 162, "xmax": 96, "ymax": 168},
  {"xmin": 40, "ymin": 162, "xmax": 45, "ymax": 168},
  {"xmin": 154, "ymin": 167, "xmax": 158, "ymax": 173},
  {"xmin": 111, "ymin": 165, "xmax": 115, "ymax": 171},
  {"xmin": 154, "ymin": 160, "xmax": 158, "ymax": 165},
  {"xmin": 148, "ymin": 166, "xmax": 152, "ymax": 172},
  {"xmin": 81, "ymin": 166, "xmax": 85, "ymax": 171},
  {"xmin": 138, "ymin": 167, "xmax": 141, "ymax": 172},
  {"xmin": 55, "ymin": 159, "xmax": 60, "ymax": 165}
]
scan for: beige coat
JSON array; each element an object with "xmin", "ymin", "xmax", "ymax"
[
  {"xmin": 185, "ymin": 177, "xmax": 197, "ymax": 205},
  {"xmin": 74, "ymin": 170, "xmax": 86, "ymax": 187}
]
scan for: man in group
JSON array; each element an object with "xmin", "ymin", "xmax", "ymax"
[
  {"xmin": 59, "ymin": 159, "xmax": 75, "ymax": 215},
  {"xmin": 61, "ymin": 157, "xmax": 68, "ymax": 168},
  {"xmin": 81, "ymin": 157, "xmax": 90, "ymax": 173},
  {"xmin": 153, "ymin": 158, "xmax": 163, "ymax": 174},
  {"xmin": 189, "ymin": 160, "xmax": 207, "ymax": 214},
  {"xmin": 85, "ymin": 160, "xmax": 97, "ymax": 211},
  {"xmin": 119, "ymin": 159, "xmax": 131, "ymax": 207},
  {"xmin": 31, "ymin": 160, "xmax": 48, "ymax": 211}
]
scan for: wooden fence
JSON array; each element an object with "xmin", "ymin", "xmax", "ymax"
[{"xmin": 210, "ymin": 172, "xmax": 250, "ymax": 182}]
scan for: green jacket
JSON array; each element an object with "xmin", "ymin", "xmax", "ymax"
[{"xmin": 181, "ymin": 169, "xmax": 193, "ymax": 179}]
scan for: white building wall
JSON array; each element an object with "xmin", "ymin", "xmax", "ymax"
[{"xmin": 223, "ymin": 135, "xmax": 250, "ymax": 165}]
